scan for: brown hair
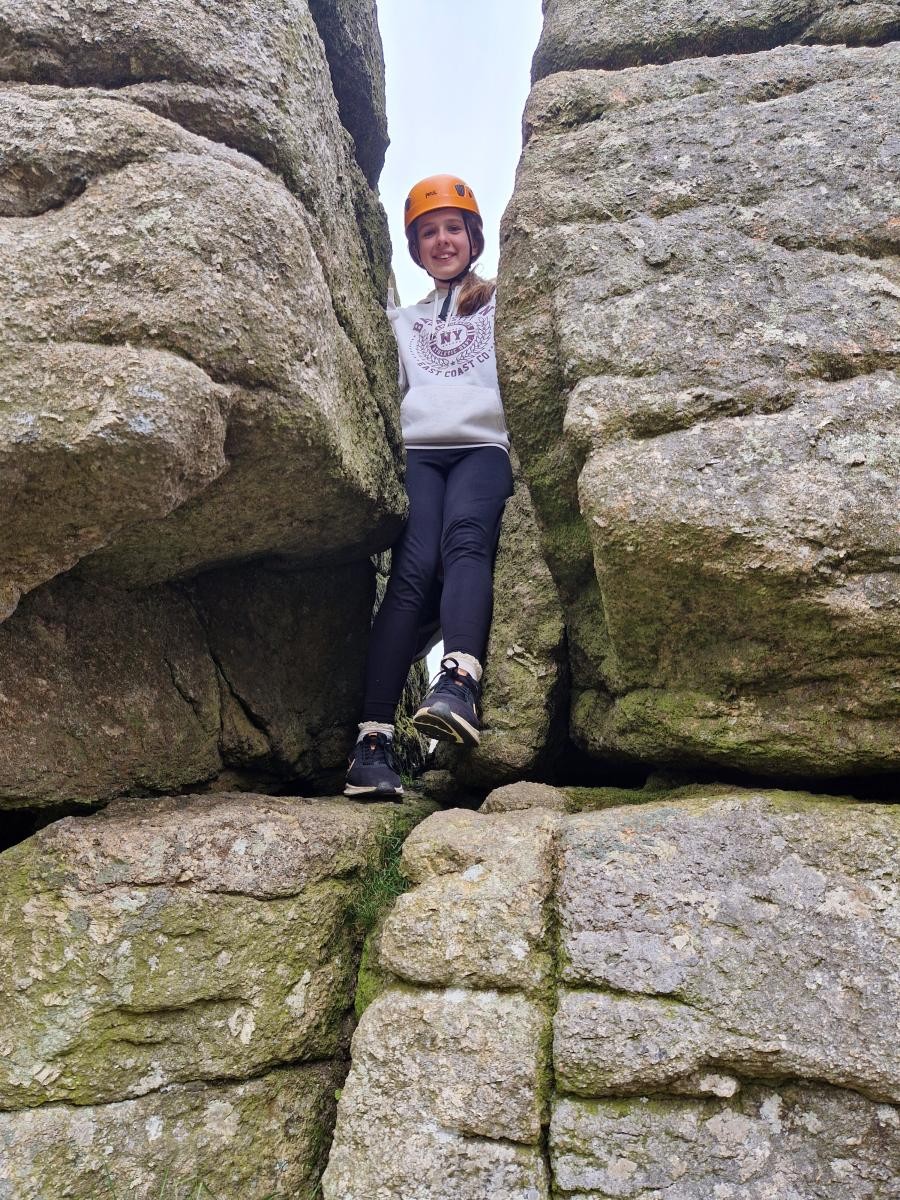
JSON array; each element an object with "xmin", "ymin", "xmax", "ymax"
[
  {"xmin": 408, "ymin": 211, "xmax": 497, "ymax": 316},
  {"xmin": 456, "ymin": 271, "xmax": 496, "ymax": 317}
]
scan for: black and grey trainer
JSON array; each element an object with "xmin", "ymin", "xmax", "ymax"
[
  {"xmin": 413, "ymin": 656, "xmax": 482, "ymax": 746},
  {"xmin": 344, "ymin": 733, "xmax": 404, "ymax": 798}
]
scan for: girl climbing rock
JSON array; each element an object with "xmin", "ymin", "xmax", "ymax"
[{"xmin": 345, "ymin": 174, "xmax": 513, "ymax": 798}]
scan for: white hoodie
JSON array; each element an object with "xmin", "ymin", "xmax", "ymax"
[{"xmin": 387, "ymin": 286, "xmax": 510, "ymax": 452}]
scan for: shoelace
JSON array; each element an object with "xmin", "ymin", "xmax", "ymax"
[
  {"xmin": 357, "ymin": 733, "xmax": 397, "ymax": 769},
  {"xmin": 428, "ymin": 658, "xmax": 480, "ymax": 706}
]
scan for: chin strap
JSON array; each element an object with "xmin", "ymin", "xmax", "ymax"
[
  {"xmin": 438, "ymin": 284, "xmax": 455, "ymax": 322},
  {"xmin": 430, "ymin": 222, "xmax": 476, "ymax": 330}
]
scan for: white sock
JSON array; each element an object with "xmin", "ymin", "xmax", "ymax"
[
  {"xmin": 357, "ymin": 721, "xmax": 394, "ymax": 741},
  {"xmin": 444, "ymin": 651, "xmax": 483, "ymax": 682}
]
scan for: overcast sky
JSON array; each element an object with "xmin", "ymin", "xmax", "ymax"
[{"xmin": 376, "ymin": 0, "xmax": 544, "ymax": 304}]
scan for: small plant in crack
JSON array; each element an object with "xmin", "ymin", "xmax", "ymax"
[{"xmin": 350, "ymin": 820, "xmax": 411, "ymax": 936}]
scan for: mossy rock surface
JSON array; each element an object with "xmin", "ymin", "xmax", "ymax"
[
  {"xmin": 0, "ymin": 791, "xmax": 433, "ymax": 1111},
  {"xmin": 0, "ymin": 1063, "xmax": 342, "ymax": 1200},
  {"xmin": 499, "ymin": 43, "xmax": 900, "ymax": 777},
  {"xmin": 324, "ymin": 787, "xmax": 900, "ymax": 1197}
]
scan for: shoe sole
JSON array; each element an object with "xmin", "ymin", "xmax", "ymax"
[
  {"xmin": 413, "ymin": 701, "xmax": 481, "ymax": 747},
  {"xmin": 344, "ymin": 783, "xmax": 404, "ymax": 799}
]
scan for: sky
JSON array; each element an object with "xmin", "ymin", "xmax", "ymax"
[{"xmin": 376, "ymin": 0, "xmax": 544, "ymax": 305}]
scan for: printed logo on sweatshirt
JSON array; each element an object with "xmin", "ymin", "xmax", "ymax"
[{"xmin": 409, "ymin": 301, "xmax": 495, "ymax": 380}]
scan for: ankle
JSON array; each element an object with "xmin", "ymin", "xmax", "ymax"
[
  {"xmin": 358, "ymin": 721, "xmax": 395, "ymax": 741},
  {"xmin": 443, "ymin": 651, "xmax": 482, "ymax": 682}
]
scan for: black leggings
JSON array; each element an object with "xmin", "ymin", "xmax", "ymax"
[{"xmin": 362, "ymin": 446, "xmax": 514, "ymax": 722}]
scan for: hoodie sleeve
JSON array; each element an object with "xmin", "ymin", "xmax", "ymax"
[{"xmin": 386, "ymin": 287, "xmax": 409, "ymax": 394}]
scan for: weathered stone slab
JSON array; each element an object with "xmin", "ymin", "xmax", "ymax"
[
  {"xmin": 325, "ymin": 788, "xmax": 900, "ymax": 1196},
  {"xmin": 380, "ymin": 808, "xmax": 560, "ymax": 993},
  {"xmin": 481, "ymin": 780, "xmax": 677, "ymax": 815},
  {"xmin": 0, "ymin": 336, "xmax": 229, "ymax": 624},
  {"xmin": 0, "ymin": 793, "xmax": 427, "ymax": 1108},
  {"xmin": 0, "ymin": 0, "xmax": 396, "ymax": 354},
  {"xmin": 481, "ymin": 782, "xmax": 571, "ymax": 813},
  {"xmin": 308, "ymin": 0, "xmax": 388, "ymax": 185},
  {"xmin": 533, "ymin": 0, "xmax": 900, "ymax": 76},
  {"xmin": 321, "ymin": 987, "xmax": 550, "ymax": 1200},
  {"xmin": 0, "ymin": 89, "xmax": 404, "ymax": 612},
  {"xmin": 551, "ymin": 1086, "xmax": 900, "ymax": 1199},
  {"xmin": 554, "ymin": 790, "xmax": 900, "ymax": 1100},
  {"xmin": 436, "ymin": 469, "xmax": 568, "ymax": 787},
  {"xmin": 0, "ymin": 577, "xmax": 222, "ymax": 810},
  {"xmin": 499, "ymin": 44, "xmax": 900, "ymax": 775},
  {"xmin": 0, "ymin": 563, "xmax": 374, "ymax": 810},
  {"xmin": 0, "ymin": 1063, "xmax": 342, "ymax": 1200}
]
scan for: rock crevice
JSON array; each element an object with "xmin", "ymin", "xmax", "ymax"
[{"xmin": 324, "ymin": 785, "xmax": 900, "ymax": 1198}]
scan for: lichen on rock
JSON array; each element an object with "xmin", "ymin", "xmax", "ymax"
[
  {"xmin": 0, "ymin": 790, "xmax": 434, "ymax": 1196},
  {"xmin": 499, "ymin": 42, "xmax": 900, "ymax": 777},
  {"xmin": 323, "ymin": 788, "xmax": 900, "ymax": 1197}
]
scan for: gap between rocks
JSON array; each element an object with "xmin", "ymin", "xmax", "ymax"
[
  {"xmin": 1, "ymin": 1052, "xmax": 349, "ymax": 1117},
  {"xmin": 534, "ymin": 20, "xmax": 900, "ymax": 79}
]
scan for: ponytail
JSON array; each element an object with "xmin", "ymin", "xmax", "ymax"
[{"xmin": 456, "ymin": 271, "xmax": 496, "ymax": 316}]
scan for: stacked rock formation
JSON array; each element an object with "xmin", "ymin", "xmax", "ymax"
[
  {"xmin": 0, "ymin": 792, "xmax": 433, "ymax": 1196},
  {"xmin": 499, "ymin": 0, "xmax": 900, "ymax": 779},
  {"xmin": 0, "ymin": 0, "xmax": 406, "ymax": 803},
  {"xmin": 323, "ymin": 2, "xmax": 900, "ymax": 1197},
  {"xmin": 325, "ymin": 784, "xmax": 900, "ymax": 1197},
  {"xmin": 0, "ymin": 2, "xmax": 435, "ymax": 1194},
  {"xmin": 3, "ymin": 0, "xmax": 899, "ymax": 1196}
]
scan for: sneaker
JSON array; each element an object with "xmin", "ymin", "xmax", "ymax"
[
  {"xmin": 413, "ymin": 656, "xmax": 482, "ymax": 746},
  {"xmin": 344, "ymin": 733, "xmax": 404, "ymax": 798}
]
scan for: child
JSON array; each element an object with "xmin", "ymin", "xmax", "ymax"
[{"xmin": 345, "ymin": 175, "xmax": 513, "ymax": 798}]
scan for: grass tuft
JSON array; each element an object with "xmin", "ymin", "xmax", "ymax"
[{"xmin": 349, "ymin": 819, "xmax": 410, "ymax": 935}]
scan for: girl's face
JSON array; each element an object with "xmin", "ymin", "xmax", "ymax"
[{"xmin": 416, "ymin": 208, "xmax": 471, "ymax": 281}]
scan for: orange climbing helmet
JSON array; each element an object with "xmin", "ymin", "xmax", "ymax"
[
  {"xmin": 404, "ymin": 174, "xmax": 484, "ymax": 272},
  {"xmin": 404, "ymin": 174, "xmax": 481, "ymax": 231}
]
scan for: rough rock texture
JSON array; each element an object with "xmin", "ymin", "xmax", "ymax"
[
  {"xmin": 0, "ymin": 791, "xmax": 433, "ymax": 1195},
  {"xmin": 499, "ymin": 43, "xmax": 900, "ymax": 776},
  {"xmin": 552, "ymin": 1087, "xmax": 900, "ymax": 1199},
  {"xmin": 0, "ymin": 562, "xmax": 374, "ymax": 810},
  {"xmin": 322, "ymin": 989, "xmax": 551, "ymax": 1200},
  {"xmin": 0, "ymin": 0, "xmax": 395, "ymax": 338},
  {"xmin": 436, "ymin": 468, "xmax": 568, "ymax": 786},
  {"xmin": 481, "ymin": 781, "xmax": 572, "ymax": 813},
  {"xmin": 533, "ymin": 0, "xmax": 900, "ymax": 76},
  {"xmin": 0, "ymin": 576, "xmax": 220, "ymax": 810},
  {"xmin": 323, "ymin": 805, "xmax": 558, "ymax": 1199},
  {"xmin": 0, "ymin": 1064, "xmax": 342, "ymax": 1200},
  {"xmin": 555, "ymin": 792, "xmax": 900, "ymax": 1102},
  {"xmin": 481, "ymin": 778, "xmax": 681, "ymax": 814},
  {"xmin": 0, "ymin": 85, "xmax": 403, "ymax": 616},
  {"xmin": 323, "ymin": 789, "xmax": 900, "ymax": 1197},
  {"xmin": 308, "ymin": 0, "xmax": 388, "ymax": 185},
  {"xmin": 381, "ymin": 807, "xmax": 560, "ymax": 993}
]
